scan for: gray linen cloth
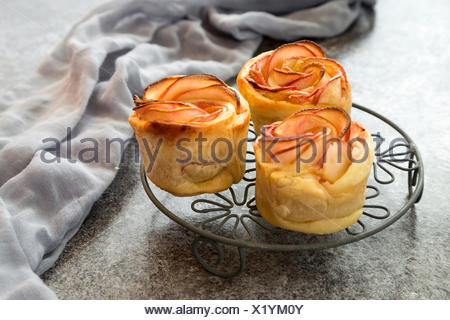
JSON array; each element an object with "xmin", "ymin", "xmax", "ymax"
[{"xmin": 0, "ymin": 0, "xmax": 375, "ymax": 299}]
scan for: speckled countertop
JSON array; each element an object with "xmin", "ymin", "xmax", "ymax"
[{"xmin": 2, "ymin": 0, "xmax": 449, "ymax": 299}]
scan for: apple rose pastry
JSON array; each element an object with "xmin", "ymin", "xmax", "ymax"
[
  {"xmin": 129, "ymin": 74, "xmax": 250, "ymax": 196},
  {"xmin": 253, "ymin": 107, "xmax": 374, "ymax": 234},
  {"xmin": 237, "ymin": 40, "xmax": 351, "ymax": 134}
]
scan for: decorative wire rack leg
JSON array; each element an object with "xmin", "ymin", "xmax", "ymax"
[
  {"xmin": 192, "ymin": 237, "xmax": 246, "ymax": 279},
  {"xmin": 408, "ymin": 151, "xmax": 423, "ymax": 203}
]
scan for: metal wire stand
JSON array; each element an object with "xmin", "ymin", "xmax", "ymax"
[{"xmin": 140, "ymin": 103, "xmax": 424, "ymax": 278}]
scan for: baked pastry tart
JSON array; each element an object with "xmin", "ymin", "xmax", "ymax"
[
  {"xmin": 129, "ymin": 74, "xmax": 250, "ymax": 196},
  {"xmin": 253, "ymin": 107, "xmax": 374, "ymax": 234},
  {"xmin": 237, "ymin": 40, "xmax": 351, "ymax": 134}
]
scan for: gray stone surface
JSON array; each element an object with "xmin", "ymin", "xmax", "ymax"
[{"xmin": 1, "ymin": 0, "xmax": 449, "ymax": 299}]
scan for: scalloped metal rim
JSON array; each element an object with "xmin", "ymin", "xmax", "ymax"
[{"xmin": 140, "ymin": 103, "xmax": 425, "ymax": 251}]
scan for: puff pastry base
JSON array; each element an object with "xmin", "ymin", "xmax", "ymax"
[{"xmin": 131, "ymin": 112, "xmax": 249, "ymax": 197}]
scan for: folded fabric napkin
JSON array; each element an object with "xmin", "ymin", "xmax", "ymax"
[{"xmin": 0, "ymin": 0, "xmax": 375, "ymax": 299}]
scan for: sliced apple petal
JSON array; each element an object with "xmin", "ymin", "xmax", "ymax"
[
  {"xmin": 261, "ymin": 107, "xmax": 351, "ymax": 165},
  {"xmin": 273, "ymin": 113, "xmax": 336, "ymax": 138},
  {"xmin": 295, "ymin": 40, "xmax": 325, "ymax": 58},
  {"xmin": 348, "ymin": 122, "xmax": 366, "ymax": 141},
  {"xmin": 346, "ymin": 123, "xmax": 368, "ymax": 161},
  {"xmin": 287, "ymin": 86, "xmax": 322, "ymax": 101},
  {"xmin": 263, "ymin": 129, "xmax": 326, "ymax": 165},
  {"xmin": 282, "ymin": 58, "xmax": 301, "ymax": 70},
  {"xmin": 190, "ymin": 106, "xmax": 226, "ymax": 122},
  {"xmin": 174, "ymin": 84, "xmax": 237, "ymax": 105},
  {"xmin": 142, "ymin": 76, "xmax": 181, "ymax": 100},
  {"xmin": 269, "ymin": 107, "xmax": 349, "ymax": 140},
  {"xmin": 288, "ymin": 73, "xmax": 340, "ymax": 105},
  {"xmin": 134, "ymin": 102, "xmax": 207, "ymax": 122},
  {"xmin": 133, "ymin": 100, "xmax": 189, "ymax": 111},
  {"xmin": 267, "ymin": 42, "xmax": 325, "ymax": 80},
  {"xmin": 248, "ymin": 77, "xmax": 295, "ymax": 92},
  {"xmin": 133, "ymin": 94, "xmax": 145, "ymax": 106},
  {"xmin": 271, "ymin": 140, "xmax": 303, "ymax": 164},
  {"xmin": 316, "ymin": 76, "xmax": 342, "ymax": 105},
  {"xmin": 267, "ymin": 44, "xmax": 315, "ymax": 77},
  {"xmin": 250, "ymin": 54, "xmax": 271, "ymax": 83},
  {"xmin": 321, "ymin": 141, "xmax": 350, "ymax": 183},
  {"xmin": 248, "ymin": 69, "xmax": 267, "ymax": 87},
  {"xmin": 269, "ymin": 68, "xmax": 310, "ymax": 87},
  {"xmin": 301, "ymin": 57, "xmax": 348, "ymax": 82},
  {"xmin": 288, "ymin": 71, "xmax": 319, "ymax": 90},
  {"xmin": 161, "ymin": 74, "xmax": 225, "ymax": 100},
  {"xmin": 310, "ymin": 107, "xmax": 350, "ymax": 138}
]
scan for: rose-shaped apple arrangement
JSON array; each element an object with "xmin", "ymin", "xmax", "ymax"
[
  {"xmin": 129, "ymin": 74, "xmax": 250, "ymax": 196},
  {"xmin": 253, "ymin": 107, "xmax": 373, "ymax": 234},
  {"xmin": 237, "ymin": 40, "xmax": 351, "ymax": 134}
]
